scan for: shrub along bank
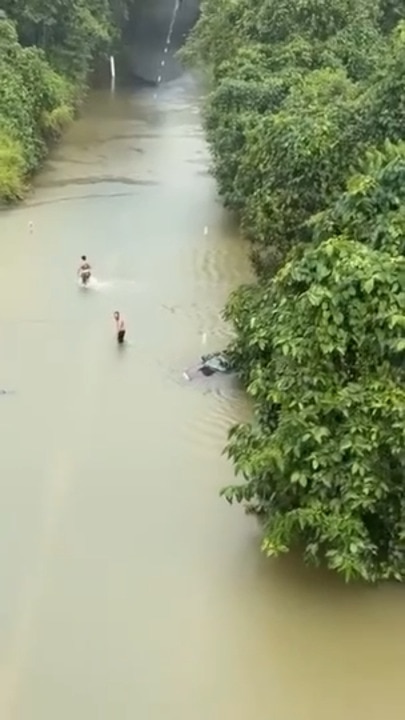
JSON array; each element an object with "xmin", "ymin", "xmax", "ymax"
[
  {"xmin": 0, "ymin": 0, "xmax": 133, "ymax": 200},
  {"xmin": 185, "ymin": 0, "xmax": 405, "ymax": 581}
]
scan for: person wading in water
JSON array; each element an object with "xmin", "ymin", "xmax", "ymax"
[
  {"xmin": 78, "ymin": 255, "xmax": 91, "ymax": 285},
  {"xmin": 113, "ymin": 311, "xmax": 126, "ymax": 344}
]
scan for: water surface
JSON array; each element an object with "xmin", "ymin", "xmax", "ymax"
[{"xmin": 0, "ymin": 70, "xmax": 404, "ymax": 720}]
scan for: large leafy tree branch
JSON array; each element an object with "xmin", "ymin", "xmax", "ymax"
[
  {"xmin": 185, "ymin": 0, "xmax": 405, "ymax": 581},
  {"xmin": 223, "ymin": 237, "xmax": 405, "ymax": 581}
]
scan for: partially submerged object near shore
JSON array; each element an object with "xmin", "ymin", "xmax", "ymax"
[
  {"xmin": 199, "ymin": 351, "xmax": 232, "ymax": 376},
  {"xmin": 182, "ymin": 351, "xmax": 233, "ymax": 382}
]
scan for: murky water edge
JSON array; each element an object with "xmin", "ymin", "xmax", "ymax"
[{"xmin": 0, "ymin": 76, "xmax": 404, "ymax": 720}]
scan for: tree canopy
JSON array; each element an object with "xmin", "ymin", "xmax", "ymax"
[
  {"xmin": 186, "ymin": 0, "xmax": 405, "ymax": 581},
  {"xmin": 0, "ymin": 0, "xmax": 136, "ymax": 200}
]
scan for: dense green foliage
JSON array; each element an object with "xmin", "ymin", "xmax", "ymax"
[
  {"xmin": 0, "ymin": 0, "xmax": 133, "ymax": 200},
  {"xmin": 186, "ymin": 0, "xmax": 405, "ymax": 581}
]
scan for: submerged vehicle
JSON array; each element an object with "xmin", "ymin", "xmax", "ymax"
[{"xmin": 199, "ymin": 352, "xmax": 232, "ymax": 376}]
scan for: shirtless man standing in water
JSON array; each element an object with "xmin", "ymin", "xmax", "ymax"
[
  {"xmin": 113, "ymin": 311, "xmax": 126, "ymax": 344},
  {"xmin": 78, "ymin": 255, "xmax": 91, "ymax": 284}
]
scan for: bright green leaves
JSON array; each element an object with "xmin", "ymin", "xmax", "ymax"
[
  {"xmin": 255, "ymin": 0, "xmax": 380, "ymax": 45},
  {"xmin": 359, "ymin": 24, "xmax": 405, "ymax": 145},
  {"xmin": 186, "ymin": 0, "xmax": 405, "ymax": 581},
  {"xmin": 181, "ymin": 0, "xmax": 255, "ymax": 72},
  {"xmin": 312, "ymin": 141, "xmax": 405, "ymax": 255},
  {"xmin": 0, "ymin": 131, "xmax": 25, "ymax": 200},
  {"xmin": 223, "ymin": 236, "xmax": 405, "ymax": 581},
  {"xmin": 0, "ymin": 20, "xmax": 74, "ymax": 192},
  {"xmin": 185, "ymin": 0, "xmax": 400, "ymax": 269},
  {"xmin": 0, "ymin": 0, "xmax": 116, "ymax": 79},
  {"xmin": 226, "ymin": 237, "xmax": 405, "ymax": 389},
  {"xmin": 233, "ymin": 68, "xmax": 360, "ymax": 248},
  {"xmin": 185, "ymin": 0, "xmax": 391, "ymax": 261},
  {"xmin": 0, "ymin": 1, "xmax": 129, "ymax": 200}
]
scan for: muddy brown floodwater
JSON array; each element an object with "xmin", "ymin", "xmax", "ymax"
[{"xmin": 0, "ymin": 72, "xmax": 405, "ymax": 720}]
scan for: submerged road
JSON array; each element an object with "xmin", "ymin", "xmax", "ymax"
[{"xmin": 0, "ymin": 43, "xmax": 405, "ymax": 720}]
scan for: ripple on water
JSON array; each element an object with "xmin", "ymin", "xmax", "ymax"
[
  {"xmin": 173, "ymin": 368, "xmax": 250, "ymax": 457},
  {"xmin": 77, "ymin": 277, "xmax": 148, "ymax": 294},
  {"xmin": 182, "ymin": 398, "xmax": 247, "ymax": 457},
  {"xmin": 191, "ymin": 232, "xmax": 252, "ymax": 296},
  {"xmin": 36, "ymin": 176, "xmax": 160, "ymax": 189}
]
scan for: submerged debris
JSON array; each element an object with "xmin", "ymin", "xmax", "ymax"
[{"xmin": 199, "ymin": 352, "xmax": 232, "ymax": 376}]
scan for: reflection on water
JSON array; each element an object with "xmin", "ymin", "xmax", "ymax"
[{"xmin": 0, "ymin": 74, "xmax": 404, "ymax": 720}]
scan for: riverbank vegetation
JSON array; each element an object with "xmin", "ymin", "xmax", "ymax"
[
  {"xmin": 185, "ymin": 0, "xmax": 405, "ymax": 581},
  {"xmin": 0, "ymin": 0, "xmax": 134, "ymax": 200}
]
